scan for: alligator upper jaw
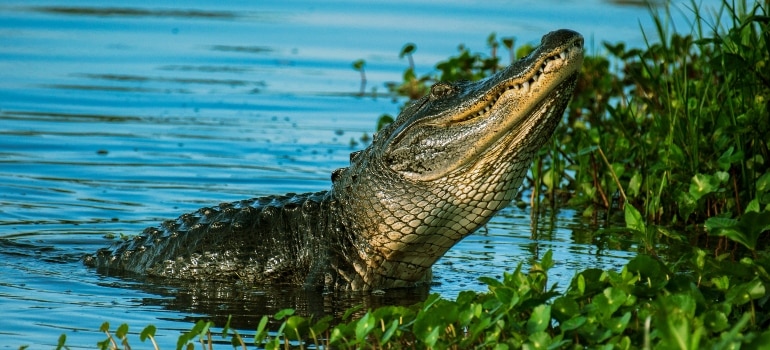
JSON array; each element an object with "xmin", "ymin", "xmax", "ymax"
[{"xmin": 451, "ymin": 33, "xmax": 584, "ymax": 126}]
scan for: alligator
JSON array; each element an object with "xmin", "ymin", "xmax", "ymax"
[{"xmin": 84, "ymin": 29, "xmax": 584, "ymax": 291}]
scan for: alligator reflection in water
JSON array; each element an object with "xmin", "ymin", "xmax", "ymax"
[
  {"xmin": 85, "ymin": 29, "xmax": 584, "ymax": 292},
  {"xmin": 112, "ymin": 273, "xmax": 429, "ymax": 328}
]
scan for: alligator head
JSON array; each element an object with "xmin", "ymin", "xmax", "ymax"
[{"xmin": 331, "ymin": 29, "xmax": 584, "ymax": 290}]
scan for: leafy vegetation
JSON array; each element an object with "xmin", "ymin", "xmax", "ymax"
[
  {"xmin": 375, "ymin": 0, "xmax": 770, "ymax": 255},
  {"xmin": 52, "ymin": 249, "xmax": 770, "ymax": 349},
  {"xmin": 41, "ymin": 0, "xmax": 770, "ymax": 349}
]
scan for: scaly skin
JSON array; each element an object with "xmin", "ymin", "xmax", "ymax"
[{"xmin": 85, "ymin": 29, "xmax": 584, "ymax": 291}]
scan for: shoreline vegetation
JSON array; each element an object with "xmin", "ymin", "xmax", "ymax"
[{"xmin": 43, "ymin": 1, "xmax": 770, "ymax": 349}]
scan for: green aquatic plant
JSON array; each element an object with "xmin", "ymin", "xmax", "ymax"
[
  {"xmin": 361, "ymin": 0, "xmax": 770, "ymax": 255},
  {"xmin": 50, "ymin": 249, "xmax": 770, "ymax": 349}
]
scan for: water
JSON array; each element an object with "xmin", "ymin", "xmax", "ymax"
[{"xmin": 0, "ymin": 1, "xmax": 721, "ymax": 348}]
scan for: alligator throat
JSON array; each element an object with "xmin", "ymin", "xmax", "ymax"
[{"xmin": 84, "ymin": 29, "xmax": 584, "ymax": 291}]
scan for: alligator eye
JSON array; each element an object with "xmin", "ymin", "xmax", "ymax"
[{"xmin": 429, "ymin": 82, "xmax": 454, "ymax": 100}]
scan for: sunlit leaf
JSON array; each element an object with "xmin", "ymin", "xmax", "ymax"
[
  {"xmin": 689, "ymin": 173, "xmax": 722, "ymax": 201},
  {"xmin": 624, "ymin": 204, "xmax": 646, "ymax": 233},
  {"xmin": 526, "ymin": 304, "xmax": 551, "ymax": 333}
]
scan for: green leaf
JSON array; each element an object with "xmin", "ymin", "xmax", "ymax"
[
  {"xmin": 756, "ymin": 172, "xmax": 770, "ymax": 193},
  {"xmin": 527, "ymin": 331, "xmax": 552, "ymax": 349},
  {"xmin": 341, "ymin": 304, "xmax": 362, "ymax": 320},
  {"xmin": 399, "ymin": 43, "xmax": 416, "ymax": 58},
  {"xmin": 352, "ymin": 59, "xmax": 365, "ymax": 71},
  {"xmin": 480, "ymin": 276, "xmax": 503, "ymax": 288},
  {"xmin": 628, "ymin": 172, "xmax": 642, "ymax": 197},
  {"xmin": 310, "ymin": 315, "xmax": 332, "ymax": 339},
  {"xmin": 707, "ymin": 211, "xmax": 770, "ymax": 250},
  {"xmin": 354, "ymin": 312, "xmax": 375, "ymax": 343},
  {"xmin": 677, "ymin": 190, "xmax": 697, "ymax": 219},
  {"xmin": 115, "ymin": 324, "xmax": 128, "ymax": 340},
  {"xmin": 627, "ymin": 254, "xmax": 668, "ymax": 295},
  {"xmin": 746, "ymin": 198, "xmax": 760, "ymax": 213},
  {"xmin": 285, "ymin": 315, "xmax": 309, "ymax": 341},
  {"xmin": 689, "ymin": 173, "xmax": 721, "ymax": 201},
  {"xmin": 704, "ymin": 216, "xmax": 738, "ymax": 231},
  {"xmin": 717, "ymin": 146, "xmax": 744, "ymax": 171},
  {"xmin": 56, "ymin": 334, "xmax": 67, "ymax": 350},
  {"xmin": 274, "ymin": 308, "xmax": 295, "ymax": 320},
  {"xmin": 423, "ymin": 327, "xmax": 441, "ymax": 347},
  {"xmin": 592, "ymin": 287, "xmax": 627, "ymax": 317},
  {"xmin": 221, "ymin": 315, "xmax": 232, "ymax": 337},
  {"xmin": 551, "ymin": 297, "xmax": 580, "ymax": 322},
  {"xmin": 376, "ymin": 114, "xmax": 394, "ymax": 131},
  {"xmin": 140, "ymin": 325, "xmax": 156, "ymax": 342},
  {"xmin": 702, "ymin": 310, "xmax": 729, "ymax": 332},
  {"xmin": 540, "ymin": 249, "xmax": 554, "ymax": 271},
  {"xmin": 380, "ymin": 319, "xmax": 400, "ymax": 346},
  {"xmin": 624, "ymin": 204, "xmax": 646, "ymax": 233},
  {"xmin": 526, "ymin": 305, "xmax": 551, "ymax": 333},
  {"xmin": 559, "ymin": 316, "xmax": 586, "ymax": 331},
  {"xmin": 254, "ymin": 315, "xmax": 269, "ymax": 344},
  {"xmin": 603, "ymin": 312, "xmax": 631, "ymax": 334},
  {"xmin": 726, "ymin": 278, "xmax": 766, "ymax": 305},
  {"xmin": 494, "ymin": 286, "xmax": 519, "ymax": 307}
]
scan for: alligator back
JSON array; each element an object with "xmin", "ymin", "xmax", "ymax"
[{"xmin": 85, "ymin": 191, "xmax": 333, "ymax": 287}]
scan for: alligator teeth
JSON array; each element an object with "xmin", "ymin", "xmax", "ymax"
[{"xmin": 467, "ymin": 44, "xmax": 575, "ymax": 123}]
